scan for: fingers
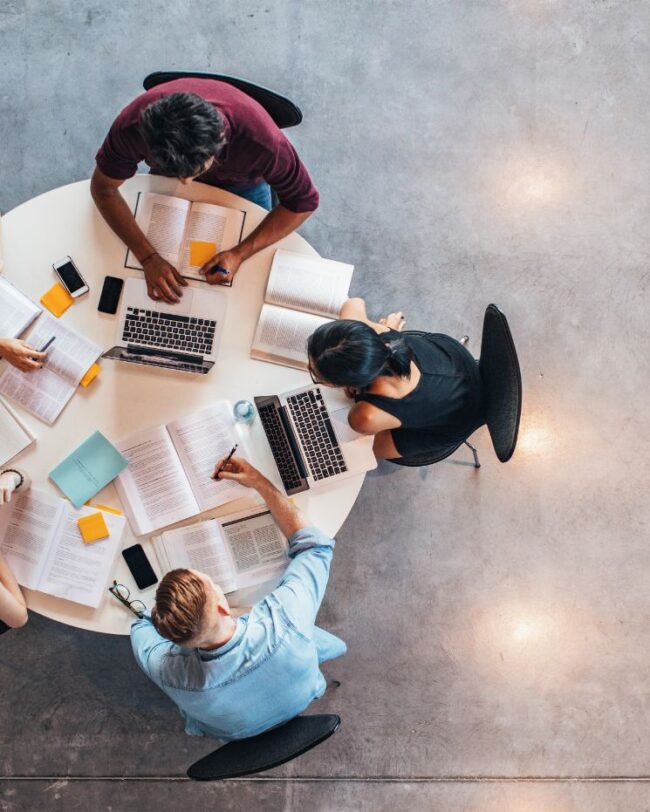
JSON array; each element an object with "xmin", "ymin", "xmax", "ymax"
[
  {"xmin": 200, "ymin": 256, "xmax": 219, "ymax": 275},
  {"xmin": 172, "ymin": 268, "xmax": 189, "ymax": 288},
  {"xmin": 156, "ymin": 277, "xmax": 181, "ymax": 304},
  {"xmin": 22, "ymin": 357, "xmax": 44, "ymax": 371}
]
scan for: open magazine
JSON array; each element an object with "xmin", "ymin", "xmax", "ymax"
[
  {"xmin": 251, "ymin": 249, "xmax": 354, "ymax": 369},
  {"xmin": 0, "ymin": 488, "xmax": 126, "ymax": 608},
  {"xmin": 125, "ymin": 192, "xmax": 246, "ymax": 282},
  {"xmin": 114, "ymin": 402, "xmax": 258, "ymax": 536},
  {"xmin": 0, "ymin": 313, "xmax": 102, "ymax": 425},
  {"xmin": 154, "ymin": 507, "xmax": 288, "ymax": 594}
]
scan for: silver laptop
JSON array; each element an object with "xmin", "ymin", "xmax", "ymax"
[
  {"xmin": 255, "ymin": 385, "xmax": 377, "ymax": 495},
  {"xmin": 103, "ymin": 278, "xmax": 227, "ymax": 375}
]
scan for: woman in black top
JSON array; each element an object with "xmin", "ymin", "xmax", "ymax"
[{"xmin": 307, "ymin": 298, "xmax": 485, "ymax": 460}]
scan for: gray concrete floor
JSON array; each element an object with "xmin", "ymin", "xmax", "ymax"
[{"xmin": 1, "ymin": 1, "xmax": 649, "ymax": 810}]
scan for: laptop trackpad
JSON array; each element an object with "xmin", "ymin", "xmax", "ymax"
[
  {"xmin": 168, "ymin": 288, "xmax": 194, "ymax": 313},
  {"xmin": 331, "ymin": 407, "xmax": 363, "ymax": 443}
]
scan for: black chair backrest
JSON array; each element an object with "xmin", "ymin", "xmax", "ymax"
[
  {"xmin": 187, "ymin": 714, "xmax": 341, "ymax": 781},
  {"xmin": 142, "ymin": 72, "xmax": 302, "ymax": 129},
  {"xmin": 0, "ymin": 620, "xmax": 10, "ymax": 635},
  {"xmin": 478, "ymin": 304, "xmax": 522, "ymax": 462}
]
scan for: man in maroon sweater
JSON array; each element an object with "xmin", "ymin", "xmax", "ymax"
[{"xmin": 91, "ymin": 78, "xmax": 319, "ymax": 303}]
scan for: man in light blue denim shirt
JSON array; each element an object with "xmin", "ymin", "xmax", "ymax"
[{"xmin": 130, "ymin": 456, "xmax": 346, "ymax": 741}]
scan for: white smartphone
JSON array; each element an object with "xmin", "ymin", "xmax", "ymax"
[{"xmin": 53, "ymin": 256, "xmax": 89, "ymax": 298}]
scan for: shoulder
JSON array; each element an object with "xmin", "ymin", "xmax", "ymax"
[{"xmin": 349, "ymin": 401, "xmax": 398, "ymax": 433}]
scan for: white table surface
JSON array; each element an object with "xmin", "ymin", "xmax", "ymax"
[{"xmin": 1, "ymin": 175, "xmax": 365, "ymax": 635}]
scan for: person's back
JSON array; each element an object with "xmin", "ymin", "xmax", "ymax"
[{"xmin": 130, "ymin": 458, "xmax": 346, "ymax": 741}]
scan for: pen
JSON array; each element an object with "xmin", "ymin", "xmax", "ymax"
[
  {"xmin": 38, "ymin": 336, "xmax": 56, "ymax": 353},
  {"xmin": 213, "ymin": 444, "xmax": 238, "ymax": 480},
  {"xmin": 211, "ymin": 264, "xmax": 230, "ymax": 276}
]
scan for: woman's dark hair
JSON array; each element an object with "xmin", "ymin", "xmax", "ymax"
[
  {"xmin": 307, "ymin": 320, "xmax": 413, "ymax": 389},
  {"xmin": 139, "ymin": 92, "xmax": 226, "ymax": 178}
]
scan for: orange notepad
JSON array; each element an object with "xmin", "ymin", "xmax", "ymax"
[
  {"xmin": 189, "ymin": 240, "xmax": 217, "ymax": 267},
  {"xmin": 40, "ymin": 282, "xmax": 74, "ymax": 317},
  {"xmin": 77, "ymin": 511, "xmax": 109, "ymax": 543},
  {"xmin": 79, "ymin": 363, "xmax": 100, "ymax": 387}
]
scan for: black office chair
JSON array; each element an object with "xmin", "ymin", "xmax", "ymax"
[
  {"xmin": 391, "ymin": 304, "xmax": 522, "ymax": 468},
  {"xmin": 187, "ymin": 714, "xmax": 341, "ymax": 781},
  {"xmin": 0, "ymin": 621, "xmax": 10, "ymax": 635},
  {"xmin": 142, "ymin": 71, "xmax": 302, "ymax": 129}
]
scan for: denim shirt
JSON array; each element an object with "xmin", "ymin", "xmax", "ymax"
[{"xmin": 130, "ymin": 526, "xmax": 335, "ymax": 741}]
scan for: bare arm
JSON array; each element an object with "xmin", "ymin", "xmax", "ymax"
[
  {"xmin": 0, "ymin": 552, "xmax": 28, "ymax": 628},
  {"xmin": 340, "ymin": 297, "xmax": 391, "ymax": 333}
]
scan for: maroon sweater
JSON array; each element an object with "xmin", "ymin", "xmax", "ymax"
[{"xmin": 95, "ymin": 78, "xmax": 319, "ymax": 213}]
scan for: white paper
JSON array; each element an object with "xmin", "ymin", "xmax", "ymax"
[
  {"xmin": 179, "ymin": 201, "xmax": 245, "ymax": 276},
  {"xmin": 114, "ymin": 425, "xmax": 199, "ymax": 535},
  {"xmin": 220, "ymin": 509, "xmax": 288, "ymax": 590},
  {"xmin": 265, "ymin": 249, "xmax": 354, "ymax": 319},
  {"xmin": 0, "ymin": 277, "xmax": 41, "ymax": 338},
  {"xmin": 0, "ymin": 397, "xmax": 34, "ymax": 466},
  {"xmin": 251, "ymin": 303, "xmax": 331, "ymax": 369},
  {"xmin": 126, "ymin": 192, "xmax": 191, "ymax": 269},
  {"xmin": 158, "ymin": 520, "xmax": 238, "ymax": 594}
]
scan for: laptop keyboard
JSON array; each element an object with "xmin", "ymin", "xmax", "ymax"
[
  {"xmin": 286, "ymin": 389, "xmax": 347, "ymax": 481},
  {"xmin": 257, "ymin": 403, "xmax": 306, "ymax": 493},
  {"xmin": 122, "ymin": 307, "xmax": 216, "ymax": 355}
]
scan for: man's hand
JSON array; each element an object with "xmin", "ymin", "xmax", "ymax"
[
  {"xmin": 143, "ymin": 254, "xmax": 188, "ymax": 303},
  {"xmin": 201, "ymin": 248, "xmax": 243, "ymax": 286},
  {"xmin": 0, "ymin": 338, "xmax": 46, "ymax": 372},
  {"xmin": 213, "ymin": 456, "xmax": 268, "ymax": 490}
]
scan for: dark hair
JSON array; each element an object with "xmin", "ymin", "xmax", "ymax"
[
  {"xmin": 139, "ymin": 92, "xmax": 226, "ymax": 178},
  {"xmin": 152, "ymin": 568, "xmax": 208, "ymax": 645},
  {"xmin": 307, "ymin": 320, "xmax": 413, "ymax": 389}
]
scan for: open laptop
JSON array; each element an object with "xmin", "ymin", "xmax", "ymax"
[
  {"xmin": 255, "ymin": 385, "xmax": 377, "ymax": 495},
  {"xmin": 103, "ymin": 278, "xmax": 227, "ymax": 375}
]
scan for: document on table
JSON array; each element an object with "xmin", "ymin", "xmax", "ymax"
[
  {"xmin": 0, "ymin": 277, "xmax": 42, "ymax": 338},
  {"xmin": 0, "ymin": 313, "xmax": 102, "ymax": 424},
  {"xmin": 0, "ymin": 397, "xmax": 34, "ymax": 466}
]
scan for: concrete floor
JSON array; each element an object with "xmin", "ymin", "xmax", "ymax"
[{"xmin": 1, "ymin": 1, "xmax": 649, "ymax": 810}]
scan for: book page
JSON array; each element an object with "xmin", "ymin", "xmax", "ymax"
[
  {"xmin": 0, "ymin": 488, "xmax": 67, "ymax": 589},
  {"xmin": 220, "ymin": 509, "xmax": 288, "ymax": 590},
  {"xmin": 0, "ymin": 278, "xmax": 41, "ymax": 338},
  {"xmin": 251, "ymin": 304, "xmax": 331, "ymax": 370},
  {"xmin": 126, "ymin": 192, "xmax": 191, "ymax": 269},
  {"xmin": 114, "ymin": 425, "xmax": 199, "ymax": 535},
  {"xmin": 38, "ymin": 506, "xmax": 126, "ymax": 608},
  {"xmin": 0, "ymin": 397, "xmax": 34, "ymax": 466},
  {"xmin": 167, "ymin": 403, "xmax": 250, "ymax": 512},
  {"xmin": 265, "ymin": 250, "xmax": 354, "ymax": 318},
  {"xmin": 158, "ymin": 521, "xmax": 238, "ymax": 594},
  {"xmin": 179, "ymin": 201, "xmax": 245, "ymax": 277},
  {"xmin": 0, "ymin": 313, "xmax": 101, "ymax": 424}
]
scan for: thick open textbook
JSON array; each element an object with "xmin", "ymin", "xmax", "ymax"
[
  {"xmin": 0, "ymin": 397, "xmax": 34, "ymax": 467},
  {"xmin": 114, "ymin": 402, "xmax": 256, "ymax": 536},
  {"xmin": 0, "ymin": 277, "xmax": 41, "ymax": 339},
  {"xmin": 125, "ymin": 192, "xmax": 246, "ymax": 281},
  {"xmin": 0, "ymin": 313, "xmax": 102, "ymax": 425},
  {"xmin": 154, "ymin": 506, "xmax": 288, "ymax": 594},
  {"xmin": 251, "ymin": 249, "xmax": 354, "ymax": 369},
  {"xmin": 0, "ymin": 488, "xmax": 126, "ymax": 608}
]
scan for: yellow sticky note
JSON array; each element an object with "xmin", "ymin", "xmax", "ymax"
[
  {"xmin": 77, "ymin": 511, "xmax": 109, "ymax": 543},
  {"xmin": 92, "ymin": 503, "xmax": 123, "ymax": 516},
  {"xmin": 189, "ymin": 240, "xmax": 217, "ymax": 267},
  {"xmin": 79, "ymin": 362, "xmax": 101, "ymax": 387},
  {"xmin": 40, "ymin": 282, "xmax": 74, "ymax": 318}
]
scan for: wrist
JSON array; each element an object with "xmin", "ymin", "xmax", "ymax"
[{"xmin": 140, "ymin": 251, "xmax": 159, "ymax": 266}]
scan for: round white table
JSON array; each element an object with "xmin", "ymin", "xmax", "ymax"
[{"xmin": 2, "ymin": 175, "xmax": 365, "ymax": 634}]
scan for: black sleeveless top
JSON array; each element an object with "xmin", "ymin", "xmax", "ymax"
[{"xmin": 355, "ymin": 331, "xmax": 485, "ymax": 442}]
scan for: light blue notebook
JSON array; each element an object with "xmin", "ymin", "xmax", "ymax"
[{"xmin": 49, "ymin": 431, "xmax": 128, "ymax": 508}]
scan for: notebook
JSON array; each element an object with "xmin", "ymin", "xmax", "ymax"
[
  {"xmin": 0, "ymin": 277, "xmax": 42, "ymax": 338},
  {"xmin": 0, "ymin": 312, "xmax": 102, "ymax": 425},
  {"xmin": 49, "ymin": 431, "xmax": 128, "ymax": 508},
  {"xmin": 154, "ymin": 507, "xmax": 288, "ymax": 595},
  {"xmin": 0, "ymin": 397, "xmax": 35, "ymax": 467},
  {"xmin": 0, "ymin": 488, "xmax": 126, "ymax": 608},
  {"xmin": 114, "ymin": 402, "xmax": 258, "ymax": 536},
  {"xmin": 125, "ymin": 192, "xmax": 246, "ymax": 282},
  {"xmin": 250, "ymin": 249, "xmax": 354, "ymax": 370}
]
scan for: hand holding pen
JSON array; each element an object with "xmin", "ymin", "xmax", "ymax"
[
  {"xmin": 0, "ymin": 336, "xmax": 52, "ymax": 373},
  {"xmin": 212, "ymin": 444, "xmax": 239, "ymax": 480}
]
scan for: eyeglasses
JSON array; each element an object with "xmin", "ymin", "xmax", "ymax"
[{"xmin": 109, "ymin": 580, "xmax": 146, "ymax": 618}]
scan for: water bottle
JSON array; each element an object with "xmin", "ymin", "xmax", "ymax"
[{"xmin": 233, "ymin": 399, "xmax": 255, "ymax": 425}]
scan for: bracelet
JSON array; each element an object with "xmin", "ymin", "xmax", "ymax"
[
  {"xmin": 140, "ymin": 252, "xmax": 158, "ymax": 265},
  {"xmin": 1, "ymin": 469, "xmax": 24, "ymax": 489}
]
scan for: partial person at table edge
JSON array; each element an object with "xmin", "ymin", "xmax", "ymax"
[
  {"xmin": 0, "ymin": 467, "xmax": 31, "ymax": 629},
  {"xmin": 130, "ymin": 456, "xmax": 346, "ymax": 742},
  {"xmin": 90, "ymin": 78, "xmax": 319, "ymax": 303},
  {"xmin": 306, "ymin": 297, "xmax": 485, "ymax": 461}
]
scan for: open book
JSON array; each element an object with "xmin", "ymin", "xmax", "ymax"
[
  {"xmin": 0, "ymin": 313, "xmax": 102, "ymax": 425},
  {"xmin": 125, "ymin": 192, "xmax": 246, "ymax": 282},
  {"xmin": 154, "ymin": 507, "xmax": 288, "ymax": 594},
  {"xmin": 251, "ymin": 249, "xmax": 354, "ymax": 369},
  {"xmin": 0, "ymin": 277, "xmax": 41, "ymax": 339},
  {"xmin": 114, "ymin": 402, "xmax": 257, "ymax": 536},
  {"xmin": 0, "ymin": 488, "xmax": 126, "ymax": 608},
  {"xmin": 0, "ymin": 397, "xmax": 34, "ymax": 466}
]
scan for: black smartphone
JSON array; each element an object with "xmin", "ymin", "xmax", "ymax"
[
  {"xmin": 122, "ymin": 544, "xmax": 158, "ymax": 590},
  {"xmin": 98, "ymin": 275, "xmax": 124, "ymax": 314}
]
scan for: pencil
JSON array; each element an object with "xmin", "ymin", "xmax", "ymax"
[{"xmin": 213, "ymin": 444, "xmax": 238, "ymax": 480}]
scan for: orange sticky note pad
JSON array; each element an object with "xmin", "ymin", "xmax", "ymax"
[
  {"xmin": 79, "ymin": 362, "xmax": 101, "ymax": 387},
  {"xmin": 189, "ymin": 240, "xmax": 217, "ymax": 266},
  {"xmin": 40, "ymin": 282, "xmax": 74, "ymax": 318},
  {"xmin": 77, "ymin": 512, "xmax": 109, "ymax": 543}
]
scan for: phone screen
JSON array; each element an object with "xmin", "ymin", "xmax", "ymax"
[
  {"xmin": 56, "ymin": 260, "xmax": 86, "ymax": 293},
  {"xmin": 122, "ymin": 544, "xmax": 158, "ymax": 590}
]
